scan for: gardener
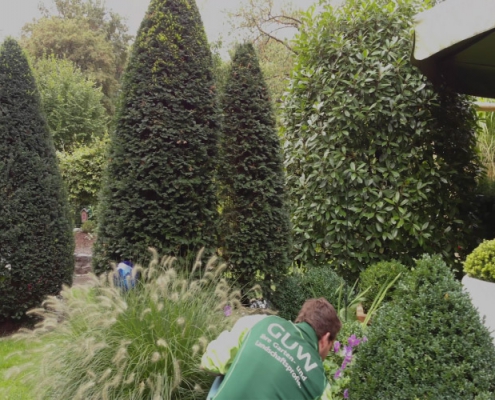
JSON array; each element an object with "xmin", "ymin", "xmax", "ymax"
[{"xmin": 201, "ymin": 297, "xmax": 341, "ymax": 399}]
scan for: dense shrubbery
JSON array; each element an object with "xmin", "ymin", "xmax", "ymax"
[
  {"xmin": 464, "ymin": 239, "xmax": 495, "ymax": 282},
  {"xmin": 12, "ymin": 250, "xmax": 246, "ymax": 399},
  {"xmin": 57, "ymin": 135, "xmax": 109, "ymax": 224},
  {"xmin": 93, "ymin": 0, "xmax": 221, "ymax": 274},
  {"xmin": 218, "ymin": 42, "xmax": 291, "ymax": 292},
  {"xmin": 270, "ymin": 267, "xmax": 346, "ymax": 320},
  {"xmin": 358, "ymin": 260, "xmax": 407, "ymax": 312},
  {"xmin": 349, "ymin": 254, "xmax": 495, "ymax": 399},
  {"xmin": 0, "ymin": 38, "xmax": 74, "ymax": 321},
  {"xmin": 282, "ymin": 0, "xmax": 481, "ymax": 276},
  {"xmin": 32, "ymin": 56, "xmax": 107, "ymax": 151}
]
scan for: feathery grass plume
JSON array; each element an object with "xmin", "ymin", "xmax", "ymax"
[{"xmin": 12, "ymin": 249, "xmax": 246, "ymax": 399}]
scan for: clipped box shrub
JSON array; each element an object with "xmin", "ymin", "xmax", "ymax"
[
  {"xmin": 358, "ymin": 260, "xmax": 407, "ymax": 312},
  {"xmin": 270, "ymin": 267, "xmax": 347, "ymax": 320},
  {"xmin": 464, "ymin": 239, "xmax": 495, "ymax": 283},
  {"xmin": 349, "ymin": 254, "xmax": 495, "ymax": 399},
  {"xmin": 12, "ymin": 250, "xmax": 245, "ymax": 400},
  {"xmin": 269, "ymin": 273, "xmax": 307, "ymax": 321}
]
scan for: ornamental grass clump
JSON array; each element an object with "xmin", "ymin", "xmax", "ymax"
[
  {"xmin": 10, "ymin": 249, "xmax": 245, "ymax": 400},
  {"xmin": 348, "ymin": 254, "xmax": 495, "ymax": 399}
]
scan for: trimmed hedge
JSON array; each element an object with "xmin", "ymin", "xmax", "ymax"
[
  {"xmin": 93, "ymin": 0, "xmax": 221, "ymax": 273},
  {"xmin": 218, "ymin": 43, "xmax": 291, "ymax": 291},
  {"xmin": 349, "ymin": 254, "xmax": 495, "ymax": 399},
  {"xmin": 464, "ymin": 239, "xmax": 495, "ymax": 283},
  {"xmin": 0, "ymin": 38, "xmax": 74, "ymax": 321}
]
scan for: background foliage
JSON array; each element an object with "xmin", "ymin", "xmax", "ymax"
[
  {"xmin": 349, "ymin": 254, "xmax": 495, "ymax": 399},
  {"xmin": 57, "ymin": 135, "xmax": 109, "ymax": 224},
  {"xmin": 33, "ymin": 56, "xmax": 107, "ymax": 151},
  {"xmin": 218, "ymin": 43, "xmax": 291, "ymax": 292},
  {"xmin": 93, "ymin": 0, "xmax": 221, "ymax": 274},
  {"xmin": 21, "ymin": 0, "xmax": 132, "ymax": 114},
  {"xmin": 281, "ymin": 0, "xmax": 482, "ymax": 277},
  {"xmin": 0, "ymin": 38, "xmax": 74, "ymax": 321}
]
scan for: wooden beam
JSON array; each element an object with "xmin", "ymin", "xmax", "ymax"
[{"xmin": 475, "ymin": 102, "xmax": 495, "ymax": 112}]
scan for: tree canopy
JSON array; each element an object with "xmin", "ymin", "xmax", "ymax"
[
  {"xmin": 32, "ymin": 56, "xmax": 107, "ymax": 151},
  {"xmin": 22, "ymin": 0, "xmax": 132, "ymax": 113}
]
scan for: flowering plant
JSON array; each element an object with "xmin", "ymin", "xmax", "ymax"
[{"xmin": 324, "ymin": 322, "xmax": 367, "ymax": 399}]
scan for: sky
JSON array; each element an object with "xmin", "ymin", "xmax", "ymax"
[{"xmin": 0, "ymin": 0, "xmax": 316, "ymax": 53}]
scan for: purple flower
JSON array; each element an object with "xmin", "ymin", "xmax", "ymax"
[
  {"xmin": 348, "ymin": 334, "xmax": 361, "ymax": 348},
  {"xmin": 224, "ymin": 305, "xmax": 232, "ymax": 317},
  {"xmin": 334, "ymin": 368, "xmax": 342, "ymax": 379},
  {"xmin": 344, "ymin": 389, "xmax": 349, "ymax": 398},
  {"xmin": 363, "ymin": 336, "xmax": 368, "ymax": 343},
  {"xmin": 333, "ymin": 341, "xmax": 340, "ymax": 353}
]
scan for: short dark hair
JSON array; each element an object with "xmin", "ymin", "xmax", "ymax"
[{"xmin": 295, "ymin": 298, "xmax": 342, "ymax": 341}]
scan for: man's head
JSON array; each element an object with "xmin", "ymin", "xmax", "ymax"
[{"xmin": 295, "ymin": 298, "xmax": 342, "ymax": 360}]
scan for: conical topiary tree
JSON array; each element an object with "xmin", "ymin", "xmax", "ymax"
[
  {"xmin": 0, "ymin": 38, "xmax": 74, "ymax": 322},
  {"xmin": 218, "ymin": 43, "xmax": 291, "ymax": 292},
  {"xmin": 93, "ymin": 0, "xmax": 221, "ymax": 274}
]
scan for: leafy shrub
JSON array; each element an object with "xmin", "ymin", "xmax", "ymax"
[
  {"xmin": 81, "ymin": 220, "xmax": 96, "ymax": 234},
  {"xmin": 0, "ymin": 38, "xmax": 74, "ymax": 321},
  {"xmin": 324, "ymin": 320, "xmax": 367, "ymax": 399},
  {"xmin": 12, "ymin": 250, "xmax": 247, "ymax": 399},
  {"xmin": 270, "ymin": 267, "xmax": 347, "ymax": 320},
  {"xmin": 282, "ymin": 0, "xmax": 481, "ymax": 276},
  {"xmin": 464, "ymin": 239, "xmax": 495, "ymax": 282},
  {"xmin": 358, "ymin": 260, "xmax": 407, "ymax": 312},
  {"xmin": 349, "ymin": 254, "xmax": 495, "ymax": 399},
  {"xmin": 57, "ymin": 135, "xmax": 109, "ymax": 223},
  {"xmin": 268, "ymin": 273, "xmax": 307, "ymax": 320},
  {"xmin": 32, "ymin": 56, "xmax": 107, "ymax": 151},
  {"xmin": 93, "ymin": 0, "xmax": 221, "ymax": 274},
  {"xmin": 218, "ymin": 42, "xmax": 291, "ymax": 292}
]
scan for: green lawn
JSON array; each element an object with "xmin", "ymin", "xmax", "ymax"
[{"xmin": 0, "ymin": 335, "xmax": 43, "ymax": 400}]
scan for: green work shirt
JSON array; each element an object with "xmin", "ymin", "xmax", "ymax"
[{"xmin": 201, "ymin": 315, "xmax": 332, "ymax": 400}]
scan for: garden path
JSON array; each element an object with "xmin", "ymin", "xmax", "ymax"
[{"xmin": 72, "ymin": 230, "xmax": 95, "ymax": 286}]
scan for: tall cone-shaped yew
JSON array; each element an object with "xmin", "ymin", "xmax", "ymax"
[
  {"xmin": 218, "ymin": 43, "xmax": 291, "ymax": 292},
  {"xmin": 93, "ymin": 0, "xmax": 221, "ymax": 274},
  {"xmin": 0, "ymin": 38, "xmax": 74, "ymax": 322}
]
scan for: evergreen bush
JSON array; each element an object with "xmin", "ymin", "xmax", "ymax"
[
  {"xmin": 358, "ymin": 260, "xmax": 407, "ymax": 312},
  {"xmin": 93, "ymin": 0, "xmax": 221, "ymax": 274},
  {"xmin": 282, "ymin": 0, "xmax": 481, "ymax": 276},
  {"xmin": 218, "ymin": 43, "xmax": 291, "ymax": 291},
  {"xmin": 269, "ymin": 273, "xmax": 307, "ymax": 320},
  {"xmin": 57, "ymin": 135, "xmax": 109, "ymax": 224},
  {"xmin": 349, "ymin": 254, "xmax": 495, "ymax": 399},
  {"xmin": 464, "ymin": 239, "xmax": 495, "ymax": 282},
  {"xmin": 12, "ymin": 250, "xmax": 246, "ymax": 399},
  {"xmin": 270, "ymin": 266, "xmax": 346, "ymax": 320},
  {"xmin": 0, "ymin": 38, "xmax": 74, "ymax": 321}
]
